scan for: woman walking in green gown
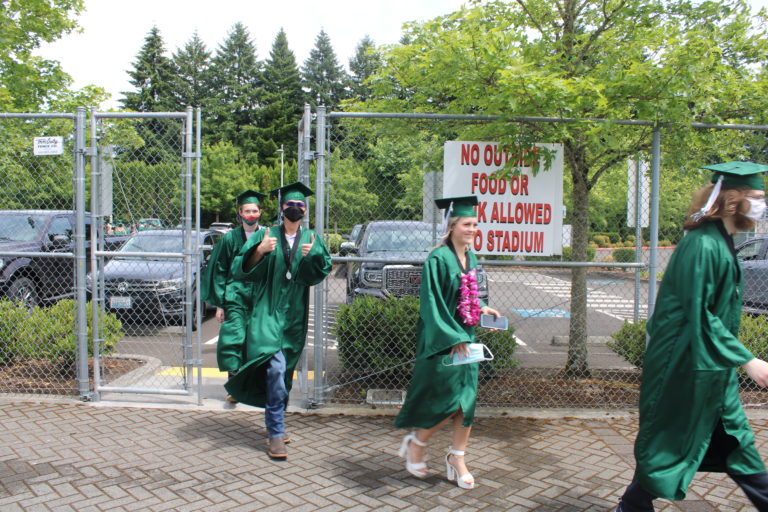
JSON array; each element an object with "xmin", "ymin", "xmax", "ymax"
[
  {"xmin": 617, "ymin": 162, "xmax": 768, "ymax": 511},
  {"xmin": 395, "ymin": 195, "xmax": 500, "ymax": 489}
]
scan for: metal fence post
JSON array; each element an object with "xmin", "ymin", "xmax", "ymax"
[
  {"xmin": 74, "ymin": 107, "xmax": 90, "ymax": 399},
  {"xmin": 647, "ymin": 125, "xmax": 662, "ymax": 318},
  {"xmin": 182, "ymin": 107, "xmax": 195, "ymax": 393},
  {"xmin": 313, "ymin": 106, "xmax": 327, "ymax": 405}
]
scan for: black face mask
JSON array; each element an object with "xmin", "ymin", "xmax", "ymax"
[{"xmin": 283, "ymin": 205, "xmax": 304, "ymax": 222}]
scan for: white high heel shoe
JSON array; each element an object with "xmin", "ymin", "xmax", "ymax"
[
  {"xmin": 445, "ymin": 448, "xmax": 475, "ymax": 489},
  {"xmin": 397, "ymin": 432, "xmax": 429, "ymax": 478}
]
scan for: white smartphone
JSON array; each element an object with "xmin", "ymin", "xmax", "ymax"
[{"xmin": 480, "ymin": 314, "xmax": 508, "ymax": 330}]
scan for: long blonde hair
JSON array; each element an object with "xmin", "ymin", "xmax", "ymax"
[
  {"xmin": 684, "ymin": 184, "xmax": 756, "ymax": 232},
  {"xmin": 439, "ymin": 217, "xmax": 469, "ymax": 252}
]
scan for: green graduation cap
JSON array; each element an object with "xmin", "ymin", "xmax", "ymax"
[
  {"xmin": 700, "ymin": 161, "xmax": 768, "ymax": 190},
  {"xmin": 236, "ymin": 190, "xmax": 266, "ymax": 206},
  {"xmin": 269, "ymin": 181, "xmax": 314, "ymax": 203},
  {"xmin": 435, "ymin": 195, "xmax": 479, "ymax": 218}
]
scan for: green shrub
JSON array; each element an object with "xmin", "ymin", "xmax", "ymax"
[
  {"xmin": 326, "ymin": 233, "xmax": 343, "ymax": 254},
  {"xmin": 7, "ymin": 299, "xmax": 122, "ymax": 366},
  {"xmin": 334, "ymin": 295, "xmax": 517, "ymax": 376},
  {"xmin": 0, "ymin": 299, "xmax": 34, "ymax": 364},
  {"xmin": 739, "ymin": 313, "xmax": 768, "ymax": 361},
  {"xmin": 475, "ymin": 327, "xmax": 519, "ymax": 378},
  {"xmin": 335, "ymin": 295, "xmax": 420, "ymax": 374},
  {"xmin": 592, "ymin": 234, "xmax": 610, "ymax": 248},
  {"xmin": 612, "ymin": 248, "xmax": 637, "ymax": 263},
  {"xmin": 562, "ymin": 246, "xmax": 596, "ymax": 262},
  {"xmin": 607, "ymin": 319, "xmax": 647, "ymax": 368}
]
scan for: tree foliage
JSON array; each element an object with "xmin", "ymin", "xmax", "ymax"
[
  {"xmin": 302, "ymin": 29, "xmax": 349, "ymax": 110},
  {"xmin": 360, "ymin": 0, "xmax": 768, "ymax": 375}
]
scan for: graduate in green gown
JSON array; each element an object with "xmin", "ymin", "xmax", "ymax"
[
  {"xmin": 226, "ymin": 182, "xmax": 332, "ymax": 460},
  {"xmin": 617, "ymin": 162, "xmax": 768, "ymax": 512},
  {"xmin": 200, "ymin": 190, "xmax": 266, "ymax": 386},
  {"xmin": 395, "ymin": 196, "xmax": 500, "ymax": 490}
]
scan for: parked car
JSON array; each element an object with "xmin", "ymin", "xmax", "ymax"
[
  {"xmin": 339, "ymin": 224, "xmax": 364, "ymax": 256},
  {"xmin": 209, "ymin": 222, "xmax": 234, "ymax": 233},
  {"xmin": 737, "ymin": 235, "xmax": 768, "ymax": 313},
  {"xmin": 345, "ymin": 220, "xmax": 489, "ymax": 304},
  {"xmin": 0, "ymin": 210, "xmax": 127, "ymax": 307},
  {"xmin": 89, "ymin": 229, "xmax": 221, "ymax": 324}
]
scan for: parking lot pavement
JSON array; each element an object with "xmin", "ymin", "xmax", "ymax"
[{"xmin": 0, "ymin": 400, "xmax": 765, "ymax": 511}]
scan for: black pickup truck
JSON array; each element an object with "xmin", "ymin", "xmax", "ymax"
[{"xmin": 0, "ymin": 210, "xmax": 128, "ymax": 306}]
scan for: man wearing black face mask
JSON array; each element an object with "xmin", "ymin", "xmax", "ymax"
[
  {"xmin": 228, "ymin": 182, "xmax": 332, "ymax": 460},
  {"xmin": 201, "ymin": 190, "xmax": 266, "ymax": 403}
]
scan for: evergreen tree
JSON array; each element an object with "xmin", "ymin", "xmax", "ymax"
[
  {"xmin": 348, "ymin": 35, "xmax": 381, "ymax": 103},
  {"xmin": 205, "ymin": 22, "xmax": 263, "ymax": 160},
  {"xmin": 256, "ymin": 28, "xmax": 305, "ymax": 161},
  {"xmin": 170, "ymin": 32, "xmax": 211, "ymax": 110},
  {"xmin": 301, "ymin": 29, "xmax": 349, "ymax": 110},
  {"xmin": 121, "ymin": 26, "xmax": 175, "ymax": 112}
]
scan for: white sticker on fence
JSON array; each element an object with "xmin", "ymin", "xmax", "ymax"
[{"xmin": 33, "ymin": 136, "xmax": 64, "ymax": 155}]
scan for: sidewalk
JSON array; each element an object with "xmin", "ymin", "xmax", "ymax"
[{"xmin": 0, "ymin": 397, "xmax": 765, "ymax": 511}]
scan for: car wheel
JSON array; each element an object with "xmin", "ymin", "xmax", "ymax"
[{"xmin": 7, "ymin": 277, "xmax": 39, "ymax": 308}]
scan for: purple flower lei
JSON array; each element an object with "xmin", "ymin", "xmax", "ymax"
[{"xmin": 458, "ymin": 269, "xmax": 481, "ymax": 326}]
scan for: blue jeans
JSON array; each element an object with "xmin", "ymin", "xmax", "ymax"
[{"xmin": 265, "ymin": 350, "xmax": 288, "ymax": 438}]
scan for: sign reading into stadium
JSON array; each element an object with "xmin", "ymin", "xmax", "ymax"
[{"xmin": 443, "ymin": 141, "xmax": 564, "ymax": 256}]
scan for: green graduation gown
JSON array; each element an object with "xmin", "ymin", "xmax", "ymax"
[
  {"xmin": 635, "ymin": 220, "xmax": 765, "ymax": 500},
  {"xmin": 200, "ymin": 226, "xmax": 258, "ymax": 372},
  {"xmin": 395, "ymin": 244, "xmax": 485, "ymax": 429},
  {"xmin": 224, "ymin": 225, "xmax": 332, "ymax": 407}
]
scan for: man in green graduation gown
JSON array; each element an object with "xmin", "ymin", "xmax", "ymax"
[
  {"xmin": 200, "ymin": 190, "xmax": 266, "ymax": 398},
  {"xmin": 227, "ymin": 182, "xmax": 332, "ymax": 459},
  {"xmin": 617, "ymin": 162, "xmax": 768, "ymax": 511}
]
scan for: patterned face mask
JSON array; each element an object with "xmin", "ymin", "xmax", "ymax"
[{"xmin": 241, "ymin": 214, "xmax": 260, "ymax": 226}]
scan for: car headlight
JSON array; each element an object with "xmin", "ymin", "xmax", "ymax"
[
  {"xmin": 156, "ymin": 278, "xmax": 184, "ymax": 291},
  {"xmin": 362, "ymin": 269, "xmax": 383, "ymax": 286}
]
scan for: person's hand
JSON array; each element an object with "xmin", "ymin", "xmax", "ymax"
[
  {"xmin": 481, "ymin": 306, "xmax": 500, "ymax": 318},
  {"xmin": 449, "ymin": 342, "xmax": 470, "ymax": 361},
  {"xmin": 215, "ymin": 307, "xmax": 225, "ymax": 323},
  {"xmin": 302, "ymin": 233, "xmax": 315, "ymax": 256},
  {"xmin": 257, "ymin": 230, "xmax": 277, "ymax": 255},
  {"xmin": 743, "ymin": 358, "xmax": 768, "ymax": 388}
]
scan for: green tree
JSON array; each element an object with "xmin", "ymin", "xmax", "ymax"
[
  {"xmin": 121, "ymin": 26, "xmax": 175, "ymax": 112},
  {"xmin": 170, "ymin": 32, "xmax": 211, "ymax": 110},
  {"xmin": 302, "ymin": 29, "xmax": 349, "ymax": 110},
  {"xmin": 363, "ymin": 0, "xmax": 768, "ymax": 375},
  {"xmin": 327, "ymin": 153, "xmax": 379, "ymax": 231},
  {"xmin": 348, "ymin": 35, "xmax": 381, "ymax": 103},
  {"xmin": 205, "ymin": 22, "xmax": 264, "ymax": 161},
  {"xmin": 257, "ymin": 28, "xmax": 304, "ymax": 161},
  {"xmin": 0, "ymin": 0, "xmax": 106, "ymax": 111}
]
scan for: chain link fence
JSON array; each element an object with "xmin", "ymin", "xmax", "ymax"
[
  {"xmin": 0, "ymin": 113, "xmax": 84, "ymax": 395},
  {"xmin": 312, "ymin": 112, "xmax": 768, "ymax": 409},
  {"xmin": 0, "ymin": 109, "xmax": 203, "ymax": 401},
  {"xmin": 89, "ymin": 110, "xmax": 203, "ymax": 399}
]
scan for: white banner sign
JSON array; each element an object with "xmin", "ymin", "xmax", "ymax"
[
  {"xmin": 33, "ymin": 136, "xmax": 64, "ymax": 156},
  {"xmin": 627, "ymin": 157, "xmax": 650, "ymax": 228},
  {"xmin": 443, "ymin": 141, "xmax": 564, "ymax": 256}
]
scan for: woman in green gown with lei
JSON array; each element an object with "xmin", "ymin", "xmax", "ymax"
[{"xmin": 395, "ymin": 195, "xmax": 500, "ymax": 490}]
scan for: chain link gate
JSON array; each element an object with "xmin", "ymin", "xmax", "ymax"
[
  {"xmin": 88, "ymin": 108, "xmax": 203, "ymax": 401},
  {"xmin": 309, "ymin": 109, "xmax": 768, "ymax": 410},
  {"xmin": 0, "ymin": 111, "xmax": 89, "ymax": 396}
]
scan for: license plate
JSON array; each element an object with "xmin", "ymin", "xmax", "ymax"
[{"xmin": 110, "ymin": 296, "xmax": 132, "ymax": 309}]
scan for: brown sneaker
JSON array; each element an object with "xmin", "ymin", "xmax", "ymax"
[
  {"xmin": 267, "ymin": 436, "xmax": 287, "ymax": 459},
  {"xmin": 225, "ymin": 395, "xmax": 238, "ymax": 404}
]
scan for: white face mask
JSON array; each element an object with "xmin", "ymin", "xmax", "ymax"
[{"xmin": 745, "ymin": 197, "xmax": 767, "ymax": 221}]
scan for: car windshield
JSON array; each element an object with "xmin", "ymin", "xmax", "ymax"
[
  {"xmin": 365, "ymin": 227, "xmax": 436, "ymax": 252},
  {"xmin": 0, "ymin": 214, "xmax": 48, "ymax": 242},
  {"xmin": 118, "ymin": 234, "xmax": 182, "ymax": 259}
]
